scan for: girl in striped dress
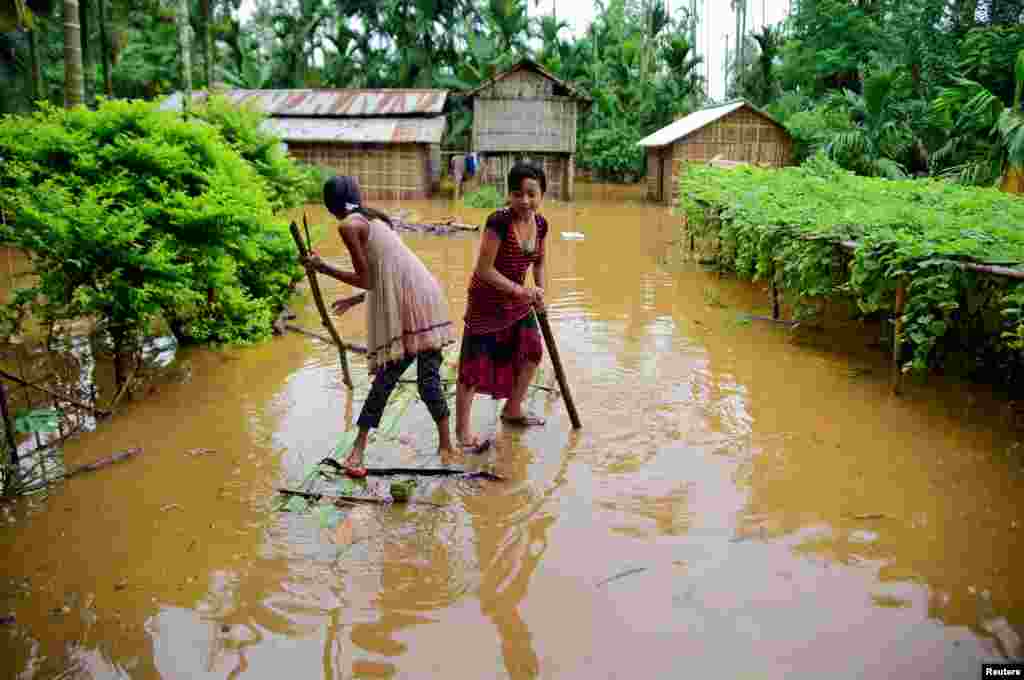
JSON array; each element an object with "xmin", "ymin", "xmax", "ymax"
[
  {"xmin": 302, "ymin": 176, "xmax": 476, "ymax": 477},
  {"xmin": 456, "ymin": 163, "xmax": 549, "ymax": 449}
]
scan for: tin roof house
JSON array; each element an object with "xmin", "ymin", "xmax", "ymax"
[{"xmin": 162, "ymin": 88, "xmax": 449, "ymax": 200}]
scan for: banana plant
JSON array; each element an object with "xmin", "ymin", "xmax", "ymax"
[
  {"xmin": 931, "ymin": 50, "xmax": 1024, "ymax": 187},
  {"xmin": 826, "ymin": 68, "xmax": 911, "ymax": 178}
]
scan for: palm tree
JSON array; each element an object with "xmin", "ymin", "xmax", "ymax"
[
  {"xmin": 64, "ymin": 0, "xmax": 84, "ymax": 107},
  {"xmin": 174, "ymin": 0, "xmax": 191, "ymax": 111}
]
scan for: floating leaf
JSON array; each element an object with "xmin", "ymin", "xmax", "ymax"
[{"xmin": 14, "ymin": 408, "xmax": 59, "ymax": 434}]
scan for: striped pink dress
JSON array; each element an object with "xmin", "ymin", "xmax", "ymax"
[{"xmin": 457, "ymin": 208, "xmax": 547, "ymax": 398}]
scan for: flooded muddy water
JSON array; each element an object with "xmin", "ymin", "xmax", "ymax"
[{"xmin": 1, "ymin": 192, "xmax": 1023, "ymax": 678}]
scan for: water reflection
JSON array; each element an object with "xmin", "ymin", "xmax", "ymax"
[{"xmin": 2, "ymin": 195, "xmax": 1024, "ymax": 678}]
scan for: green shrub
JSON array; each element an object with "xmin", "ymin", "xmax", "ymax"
[
  {"xmin": 678, "ymin": 163, "xmax": 1024, "ymax": 374},
  {"xmin": 298, "ymin": 163, "xmax": 337, "ymax": 204},
  {"xmin": 189, "ymin": 94, "xmax": 309, "ymax": 212},
  {"xmin": 463, "ymin": 184, "xmax": 505, "ymax": 209},
  {"xmin": 578, "ymin": 123, "xmax": 645, "ymax": 181},
  {"xmin": 0, "ymin": 99, "xmax": 303, "ymax": 349},
  {"xmin": 783, "ymin": 103, "xmax": 855, "ymax": 163}
]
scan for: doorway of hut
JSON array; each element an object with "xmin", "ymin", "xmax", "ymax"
[{"xmin": 656, "ymin": 156, "xmax": 667, "ymax": 203}]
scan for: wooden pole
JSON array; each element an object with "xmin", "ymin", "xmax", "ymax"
[
  {"xmin": 536, "ymin": 310, "xmax": 581, "ymax": 429},
  {"xmin": 891, "ymin": 279, "xmax": 907, "ymax": 395},
  {"xmin": 0, "ymin": 380, "xmax": 18, "ymax": 467},
  {"xmin": 289, "ymin": 220, "xmax": 354, "ymax": 388},
  {"xmin": 770, "ymin": 261, "xmax": 780, "ymax": 320}
]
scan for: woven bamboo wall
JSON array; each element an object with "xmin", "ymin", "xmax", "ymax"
[
  {"xmin": 473, "ymin": 70, "xmax": 577, "ymax": 154},
  {"xmin": 479, "ymin": 153, "xmax": 573, "ymax": 202},
  {"xmin": 657, "ymin": 107, "xmax": 794, "ymax": 205},
  {"xmin": 287, "ymin": 142, "xmax": 431, "ymax": 200}
]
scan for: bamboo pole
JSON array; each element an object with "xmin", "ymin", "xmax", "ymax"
[
  {"xmin": 536, "ymin": 310, "xmax": 581, "ymax": 429},
  {"xmin": 891, "ymin": 279, "xmax": 907, "ymax": 396},
  {"xmin": 289, "ymin": 219, "xmax": 353, "ymax": 388}
]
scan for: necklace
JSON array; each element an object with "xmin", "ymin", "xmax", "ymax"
[{"xmin": 516, "ymin": 215, "xmax": 537, "ymax": 253}]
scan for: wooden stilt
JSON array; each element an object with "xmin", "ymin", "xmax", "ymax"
[{"xmin": 891, "ymin": 280, "xmax": 907, "ymax": 395}]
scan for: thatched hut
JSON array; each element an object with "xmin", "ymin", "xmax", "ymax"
[
  {"xmin": 465, "ymin": 59, "xmax": 591, "ymax": 201},
  {"xmin": 637, "ymin": 100, "xmax": 793, "ymax": 204},
  {"xmin": 161, "ymin": 89, "xmax": 448, "ymax": 200}
]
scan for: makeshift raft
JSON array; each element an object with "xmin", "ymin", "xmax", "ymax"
[{"xmin": 276, "ymin": 353, "xmax": 553, "ymax": 518}]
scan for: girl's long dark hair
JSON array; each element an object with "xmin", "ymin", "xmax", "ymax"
[{"xmin": 323, "ymin": 175, "xmax": 393, "ymax": 226}]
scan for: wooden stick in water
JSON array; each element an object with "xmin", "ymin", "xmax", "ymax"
[
  {"xmin": 290, "ymin": 218, "xmax": 354, "ymax": 388},
  {"xmin": 536, "ymin": 310, "xmax": 582, "ymax": 429}
]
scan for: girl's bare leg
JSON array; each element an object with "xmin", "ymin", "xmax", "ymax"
[
  {"xmin": 345, "ymin": 427, "xmax": 371, "ymax": 468},
  {"xmin": 455, "ymin": 381, "xmax": 484, "ymax": 448},
  {"xmin": 500, "ymin": 361, "xmax": 540, "ymax": 420}
]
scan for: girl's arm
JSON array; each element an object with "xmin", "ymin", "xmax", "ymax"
[{"xmin": 311, "ymin": 217, "xmax": 371, "ymax": 290}]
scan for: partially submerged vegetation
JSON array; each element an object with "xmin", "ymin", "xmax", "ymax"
[
  {"xmin": 0, "ymin": 96, "xmax": 305, "ymax": 360},
  {"xmin": 678, "ymin": 155, "xmax": 1024, "ymax": 382}
]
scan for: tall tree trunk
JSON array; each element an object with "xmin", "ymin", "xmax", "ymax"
[
  {"xmin": 27, "ymin": 26, "xmax": 43, "ymax": 103},
  {"xmin": 79, "ymin": 0, "xmax": 94, "ymax": 106},
  {"xmin": 175, "ymin": 0, "xmax": 192, "ymax": 113},
  {"xmin": 64, "ymin": 0, "xmax": 84, "ymax": 108},
  {"xmin": 97, "ymin": 0, "xmax": 111, "ymax": 96},
  {"xmin": 200, "ymin": 0, "xmax": 212, "ymax": 87}
]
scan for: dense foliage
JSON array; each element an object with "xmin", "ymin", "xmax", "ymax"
[
  {"xmin": 0, "ymin": 98, "xmax": 303, "ymax": 350},
  {"xmin": 728, "ymin": 0, "xmax": 1024, "ymax": 187},
  {"xmin": 679, "ymin": 158, "xmax": 1024, "ymax": 377},
  {"xmin": 0, "ymin": 0, "xmax": 707, "ymax": 180}
]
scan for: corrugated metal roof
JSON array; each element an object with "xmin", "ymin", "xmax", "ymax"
[
  {"xmin": 637, "ymin": 101, "xmax": 746, "ymax": 147},
  {"xmin": 160, "ymin": 89, "xmax": 448, "ymax": 116},
  {"xmin": 261, "ymin": 116, "xmax": 446, "ymax": 144}
]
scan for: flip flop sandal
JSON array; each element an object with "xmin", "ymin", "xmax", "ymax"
[
  {"xmin": 344, "ymin": 466, "xmax": 368, "ymax": 479},
  {"xmin": 459, "ymin": 439, "xmax": 492, "ymax": 454},
  {"xmin": 500, "ymin": 414, "xmax": 546, "ymax": 427}
]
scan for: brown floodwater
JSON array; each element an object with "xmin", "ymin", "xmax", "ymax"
[{"xmin": 1, "ymin": 190, "xmax": 1023, "ymax": 679}]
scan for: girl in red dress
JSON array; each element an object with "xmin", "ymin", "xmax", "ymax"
[{"xmin": 456, "ymin": 163, "xmax": 548, "ymax": 449}]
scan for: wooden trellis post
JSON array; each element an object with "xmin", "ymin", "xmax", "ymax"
[{"xmin": 891, "ymin": 279, "xmax": 908, "ymax": 395}]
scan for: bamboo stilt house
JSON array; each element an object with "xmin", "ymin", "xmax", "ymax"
[
  {"xmin": 464, "ymin": 59, "xmax": 591, "ymax": 202},
  {"xmin": 638, "ymin": 100, "xmax": 794, "ymax": 204},
  {"xmin": 161, "ymin": 89, "xmax": 449, "ymax": 200}
]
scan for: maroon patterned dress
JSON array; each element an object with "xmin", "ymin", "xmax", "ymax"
[{"xmin": 457, "ymin": 208, "xmax": 548, "ymax": 398}]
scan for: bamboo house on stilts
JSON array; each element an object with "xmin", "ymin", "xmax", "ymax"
[
  {"xmin": 161, "ymin": 89, "xmax": 449, "ymax": 200},
  {"xmin": 464, "ymin": 59, "xmax": 591, "ymax": 202},
  {"xmin": 638, "ymin": 100, "xmax": 794, "ymax": 204}
]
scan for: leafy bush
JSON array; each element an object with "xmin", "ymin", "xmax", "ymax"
[
  {"xmin": 0, "ymin": 99, "xmax": 303, "ymax": 350},
  {"xmin": 578, "ymin": 123, "xmax": 645, "ymax": 182},
  {"xmin": 298, "ymin": 162, "xmax": 337, "ymax": 204},
  {"xmin": 462, "ymin": 185, "xmax": 505, "ymax": 209},
  {"xmin": 784, "ymin": 102, "xmax": 855, "ymax": 163},
  {"xmin": 189, "ymin": 95, "xmax": 309, "ymax": 212},
  {"xmin": 678, "ymin": 163, "xmax": 1024, "ymax": 375}
]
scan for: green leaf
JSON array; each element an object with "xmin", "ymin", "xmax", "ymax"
[{"xmin": 14, "ymin": 408, "xmax": 59, "ymax": 434}]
